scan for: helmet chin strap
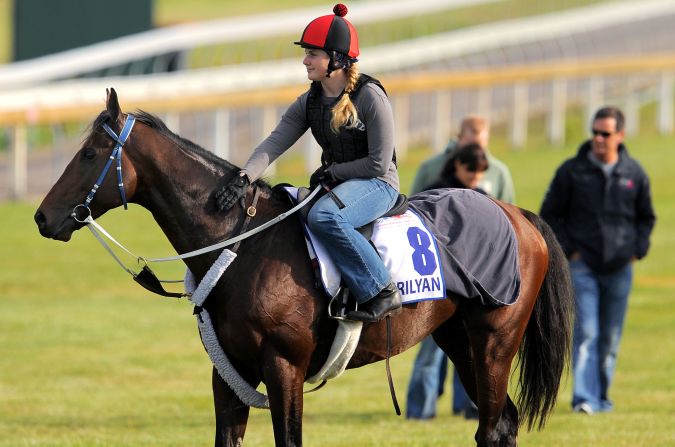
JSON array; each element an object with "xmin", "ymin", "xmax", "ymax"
[
  {"xmin": 325, "ymin": 50, "xmax": 357, "ymax": 78},
  {"xmin": 325, "ymin": 51, "xmax": 338, "ymax": 78}
]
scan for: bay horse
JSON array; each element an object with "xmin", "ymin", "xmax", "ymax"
[{"xmin": 34, "ymin": 89, "xmax": 573, "ymax": 447}]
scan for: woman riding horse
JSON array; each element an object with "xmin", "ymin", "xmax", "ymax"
[
  {"xmin": 34, "ymin": 6, "xmax": 575, "ymax": 446},
  {"xmin": 35, "ymin": 91, "xmax": 573, "ymax": 447},
  {"xmin": 214, "ymin": 4, "xmax": 402, "ymax": 323}
]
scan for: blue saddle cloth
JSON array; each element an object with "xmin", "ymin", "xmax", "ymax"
[{"xmin": 409, "ymin": 188, "xmax": 521, "ymax": 306}]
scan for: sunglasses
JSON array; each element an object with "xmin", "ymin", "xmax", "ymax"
[{"xmin": 591, "ymin": 129, "xmax": 614, "ymax": 138}]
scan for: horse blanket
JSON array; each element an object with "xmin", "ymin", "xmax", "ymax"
[
  {"xmin": 409, "ymin": 188, "xmax": 521, "ymax": 306},
  {"xmin": 286, "ymin": 187, "xmax": 520, "ymax": 307}
]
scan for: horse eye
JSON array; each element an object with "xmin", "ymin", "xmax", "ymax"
[{"xmin": 81, "ymin": 147, "xmax": 97, "ymax": 160}]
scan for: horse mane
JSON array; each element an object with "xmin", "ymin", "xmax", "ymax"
[
  {"xmin": 133, "ymin": 110, "xmax": 231, "ymax": 170},
  {"xmin": 89, "ymin": 109, "xmax": 275, "ymax": 195}
]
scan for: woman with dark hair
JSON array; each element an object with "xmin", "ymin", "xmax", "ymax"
[{"xmin": 426, "ymin": 142, "xmax": 489, "ymax": 193}]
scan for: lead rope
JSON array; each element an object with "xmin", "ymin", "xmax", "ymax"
[{"xmin": 385, "ymin": 316, "xmax": 401, "ymax": 415}]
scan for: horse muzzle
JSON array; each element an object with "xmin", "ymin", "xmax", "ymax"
[{"xmin": 34, "ymin": 208, "xmax": 78, "ymax": 241}]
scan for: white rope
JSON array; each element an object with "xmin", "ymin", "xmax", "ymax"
[
  {"xmin": 185, "ymin": 249, "xmax": 270, "ymax": 409},
  {"xmin": 195, "ymin": 309, "xmax": 270, "ymax": 409},
  {"xmin": 187, "ymin": 249, "xmax": 237, "ymax": 306}
]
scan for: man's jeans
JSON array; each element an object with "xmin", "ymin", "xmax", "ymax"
[
  {"xmin": 307, "ymin": 178, "xmax": 398, "ymax": 303},
  {"xmin": 406, "ymin": 336, "xmax": 476, "ymax": 419},
  {"xmin": 570, "ymin": 259, "xmax": 633, "ymax": 412}
]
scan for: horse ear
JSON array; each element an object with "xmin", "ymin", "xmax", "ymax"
[{"xmin": 106, "ymin": 88, "xmax": 122, "ymax": 122}]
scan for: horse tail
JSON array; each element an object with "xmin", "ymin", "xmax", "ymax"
[{"xmin": 517, "ymin": 209, "xmax": 574, "ymax": 430}]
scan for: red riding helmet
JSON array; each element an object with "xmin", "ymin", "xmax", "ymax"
[{"xmin": 294, "ymin": 3, "xmax": 359, "ymax": 59}]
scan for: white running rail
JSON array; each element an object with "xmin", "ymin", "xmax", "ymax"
[
  {"xmin": 0, "ymin": 0, "xmax": 498, "ymax": 90},
  {"xmin": 2, "ymin": 0, "xmax": 675, "ymax": 114}
]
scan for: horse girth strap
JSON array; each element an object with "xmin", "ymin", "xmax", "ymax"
[{"xmin": 231, "ymin": 186, "xmax": 262, "ymax": 253}]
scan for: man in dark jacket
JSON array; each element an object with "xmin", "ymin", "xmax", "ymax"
[{"xmin": 540, "ymin": 106, "xmax": 656, "ymax": 415}]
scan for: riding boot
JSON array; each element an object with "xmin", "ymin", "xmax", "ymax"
[{"xmin": 346, "ymin": 282, "xmax": 402, "ymax": 323}]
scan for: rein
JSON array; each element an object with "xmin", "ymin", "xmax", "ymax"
[
  {"xmin": 70, "ymin": 113, "xmax": 322, "ymax": 296},
  {"xmin": 77, "ymin": 184, "xmax": 321, "ymax": 265}
]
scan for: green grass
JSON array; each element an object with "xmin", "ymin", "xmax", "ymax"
[{"xmin": 2, "ymin": 102, "xmax": 674, "ymax": 445}]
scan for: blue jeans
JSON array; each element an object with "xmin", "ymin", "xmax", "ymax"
[
  {"xmin": 570, "ymin": 259, "xmax": 633, "ymax": 412},
  {"xmin": 406, "ymin": 336, "xmax": 476, "ymax": 419},
  {"xmin": 307, "ymin": 178, "xmax": 398, "ymax": 303}
]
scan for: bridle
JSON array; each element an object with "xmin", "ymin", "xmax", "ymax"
[
  {"xmin": 71, "ymin": 114, "xmax": 136, "ymax": 223},
  {"xmin": 68, "ymin": 113, "xmax": 322, "ymax": 297}
]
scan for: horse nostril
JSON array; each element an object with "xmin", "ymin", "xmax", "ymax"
[{"xmin": 34, "ymin": 210, "xmax": 47, "ymax": 228}]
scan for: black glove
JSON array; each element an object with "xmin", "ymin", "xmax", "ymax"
[
  {"xmin": 309, "ymin": 165, "xmax": 335, "ymax": 189},
  {"xmin": 215, "ymin": 173, "xmax": 249, "ymax": 211}
]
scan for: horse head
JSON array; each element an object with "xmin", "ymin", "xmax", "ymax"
[
  {"xmin": 35, "ymin": 88, "xmax": 140, "ymax": 241},
  {"xmin": 35, "ymin": 88, "xmax": 255, "ymax": 252}
]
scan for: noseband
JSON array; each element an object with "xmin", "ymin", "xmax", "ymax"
[{"xmin": 72, "ymin": 114, "xmax": 136, "ymax": 222}]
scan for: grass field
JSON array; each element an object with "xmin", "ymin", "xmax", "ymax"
[
  {"xmin": 1, "ymin": 1, "xmax": 672, "ymax": 445},
  {"xmin": 1, "ymin": 104, "xmax": 674, "ymax": 446}
]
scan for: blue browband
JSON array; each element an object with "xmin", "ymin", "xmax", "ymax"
[{"xmin": 83, "ymin": 114, "xmax": 136, "ymax": 210}]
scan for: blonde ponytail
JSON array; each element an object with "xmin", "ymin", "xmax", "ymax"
[{"xmin": 330, "ymin": 64, "xmax": 360, "ymax": 133}]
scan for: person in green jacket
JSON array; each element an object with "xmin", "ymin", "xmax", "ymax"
[
  {"xmin": 406, "ymin": 115, "xmax": 516, "ymax": 420},
  {"xmin": 410, "ymin": 115, "xmax": 515, "ymax": 202}
]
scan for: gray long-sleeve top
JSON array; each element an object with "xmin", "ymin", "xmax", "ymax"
[{"xmin": 241, "ymin": 82, "xmax": 399, "ymax": 190}]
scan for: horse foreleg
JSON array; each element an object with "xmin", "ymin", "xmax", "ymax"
[
  {"xmin": 263, "ymin": 353, "xmax": 306, "ymax": 447},
  {"xmin": 212, "ymin": 367, "xmax": 256, "ymax": 447}
]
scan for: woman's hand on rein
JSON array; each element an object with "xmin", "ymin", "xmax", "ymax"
[{"xmin": 309, "ymin": 165, "xmax": 336, "ymax": 189}]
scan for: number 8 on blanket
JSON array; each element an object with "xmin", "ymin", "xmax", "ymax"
[
  {"xmin": 407, "ymin": 227, "xmax": 438, "ymax": 276},
  {"xmin": 372, "ymin": 211, "xmax": 445, "ymax": 303}
]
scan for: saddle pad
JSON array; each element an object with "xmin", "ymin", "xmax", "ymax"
[
  {"xmin": 284, "ymin": 187, "xmax": 446, "ymax": 303},
  {"xmin": 409, "ymin": 188, "xmax": 521, "ymax": 306}
]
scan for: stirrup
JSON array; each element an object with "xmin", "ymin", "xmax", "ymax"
[{"xmin": 328, "ymin": 287, "xmax": 358, "ymax": 320}]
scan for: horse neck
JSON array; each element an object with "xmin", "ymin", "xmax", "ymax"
[{"xmin": 127, "ymin": 128, "xmax": 258, "ymax": 273}]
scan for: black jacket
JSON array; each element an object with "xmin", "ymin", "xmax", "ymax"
[
  {"xmin": 306, "ymin": 74, "xmax": 394, "ymax": 166},
  {"xmin": 540, "ymin": 141, "xmax": 656, "ymax": 273}
]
